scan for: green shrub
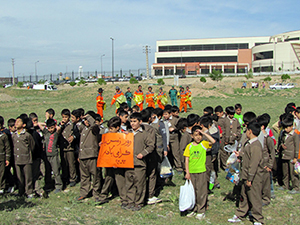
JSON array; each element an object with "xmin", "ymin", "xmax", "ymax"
[
  {"xmin": 69, "ymin": 81, "xmax": 76, "ymax": 87},
  {"xmin": 244, "ymin": 69, "xmax": 253, "ymax": 79},
  {"xmin": 264, "ymin": 76, "xmax": 272, "ymax": 82},
  {"xmin": 209, "ymin": 69, "xmax": 223, "ymax": 82},
  {"xmin": 157, "ymin": 78, "xmax": 165, "ymax": 85},
  {"xmin": 281, "ymin": 74, "xmax": 290, "ymax": 81},
  {"xmin": 17, "ymin": 82, "xmax": 24, "ymax": 88},
  {"xmin": 200, "ymin": 77, "xmax": 206, "ymax": 83},
  {"xmin": 129, "ymin": 78, "xmax": 138, "ymax": 84},
  {"xmin": 97, "ymin": 78, "xmax": 106, "ymax": 85}
]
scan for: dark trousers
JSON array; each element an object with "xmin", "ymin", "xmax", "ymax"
[
  {"xmin": 99, "ymin": 168, "xmax": 115, "ymax": 200},
  {"xmin": 146, "ymin": 153, "xmax": 158, "ymax": 199},
  {"xmin": 282, "ymin": 159, "xmax": 299, "ymax": 191},
  {"xmin": 15, "ymin": 164, "xmax": 33, "ymax": 196},
  {"xmin": 115, "ymin": 168, "xmax": 126, "ymax": 203},
  {"xmin": 262, "ymin": 169, "xmax": 271, "ymax": 204},
  {"xmin": 32, "ymin": 158, "xmax": 43, "ymax": 195},
  {"xmin": 125, "ymin": 166, "xmax": 146, "ymax": 206},
  {"xmin": 47, "ymin": 155, "xmax": 63, "ymax": 190},
  {"xmin": 236, "ymin": 179, "xmax": 264, "ymax": 224},
  {"xmin": 79, "ymin": 158, "xmax": 101, "ymax": 199},
  {"xmin": 219, "ymin": 148, "xmax": 230, "ymax": 171},
  {"xmin": 169, "ymin": 134, "xmax": 182, "ymax": 170},
  {"xmin": 61, "ymin": 151, "xmax": 76, "ymax": 183},
  {"xmin": 0, "ymin": 161, "xmax": 5, "ymax": 190},
  {"xmin": 190, "ymin": 172, "xmax": 207, "ymax": 213}
]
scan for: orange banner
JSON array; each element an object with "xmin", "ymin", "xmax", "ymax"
[{"xmin": 97, "ymin": 133, "xmax": 134, "ymax": 168}]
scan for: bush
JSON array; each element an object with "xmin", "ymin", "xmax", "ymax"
[
  {"xmin": 69, "ymin": 81, "xmax": 76, "ymax": 87},
  {"xmin": 200, "ymin": 77, "xmax": 206, "ymax": 83},
  {"xmin": 264, "ymin": 76, "xmax": 272, "ymax": 82},
  {"xmin": 97, "ymin": 78, "xmax": 106, "ymax": 85},
  {"xmin": 244, "ymin": 69, "xmax": 253, "ymax": 80},
  {"xmin": 77, "ymin": 79, "xmax": 86, "ymax": 86},
  {"xmin": 157, "ymin": 78, "xmax": 165, "ymax": 85},
  {"xmin": 209, "ymin": 69, "xmax": 223, "ymax": 82},
  {"xmin": 17, "ymin": 82, "xmax": 24, "ymax": 88},
  {"xmin": 130, "ymin": 78, "xmax": 138, "ymax": 84},
  {"xmin": 281, "ymin": 74, "xmax": 290, "ymax": 81}
]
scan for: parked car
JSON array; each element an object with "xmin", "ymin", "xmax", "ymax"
[
  {"xmin": 282, "ymin": 83, "xmax": 295, "ymax": 89},
  {"xmin": 4, "ymin": 84, "xmax": 13, "ymax": 88},
  {"xmin": 134, "ymin": 76, "xmax": 142, "ymax": 81},
  {"xmin": 269, "ymin": 83, "xmax": 283, "ymax": 90},
  {"xmin": 179, "ymin": 74, "xmax": 186, "ymax": 78}
]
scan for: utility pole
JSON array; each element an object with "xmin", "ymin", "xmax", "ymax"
[
  {"xmin": 143, "ymin": 45, "xmax": 150, "ymax": 79},
  {"xmin": 110, "ymin": 37, "xmax": 114, "ymax": 78},
  {"xmin": 12, "ymin": 58, "xmax": 15, "ymax": 85}
]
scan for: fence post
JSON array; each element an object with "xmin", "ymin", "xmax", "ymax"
[{"xmin": 72, "ymin": 71, "xmax": 74, "ymax": 81}]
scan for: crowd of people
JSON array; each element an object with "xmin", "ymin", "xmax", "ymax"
[{"xmin": 0, "ymin": 85, "xmax": 299, "ymax": 224}]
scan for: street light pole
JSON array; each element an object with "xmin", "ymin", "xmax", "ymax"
[
  {"xmin": 110, "ymin": 37, "xmax": 114, "ymax": 78},
  {"xmin": 180, "ymin": 47, "xmax": 185, "ymax": 75},
  {"xmin": 101, "ymin": 54, "xmax": 105, "ymax": 75},
  {"xmin": 35, "ymin": 60, "xmax": 39, "ymax": 82}
]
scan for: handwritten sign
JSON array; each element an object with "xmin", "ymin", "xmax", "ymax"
[{"xmin": 97, "ymin": 133, "xmax": 134, "ymax": 168}]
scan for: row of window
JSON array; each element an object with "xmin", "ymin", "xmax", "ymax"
[
  {"xmin": 157, "ymin": 56, "xmax": 237, "ymax": 63},
  {"xmin": 158, "ymin": 43, "xmax": 249, "ymax": 52},
  {"xmin": 253, "ymin": 66, "xmax": 273, "ymax": 72},
  {"xmin": 253, "ymin": 51, "xmax": 273, "ymax": 61}
]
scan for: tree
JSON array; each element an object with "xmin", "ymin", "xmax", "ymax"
[
  {"xmin": 209, "ymin": 69, "xmax": 223, "ymax": 82},
  {"xmin": 69, "ymin": 81, "xmax": 76, "ymax": 87},
  {"xmin": 281, "ymin": 74, "xmax": 290, "ymax": 82},
  {"xmin": 157, "ymin": 78, "xmax": 165, "ymax": 85},
  {"xmin": 200, "ymin": 77, "xmax": 206, "ymax": 83},
  {"xmin": 263, "ymin": 76, "xmax": 272, "ymax": 82},
  {"xmin": 244, "ymin": 69, "xmax": 253, "ymax": 80},
  {"xmin": 17, "ymin": 82, "xmax": 24, "ymax": 88},
  {"xmin": 97, "ymin": 78, "xmax": 106, "ymax": 85},
  {"xmin": 130, "ymin": 78, "xmax": 138, "ymax": 84}
]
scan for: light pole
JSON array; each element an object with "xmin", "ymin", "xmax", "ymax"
[
  {"xmin": 110, "ymin": 37, "xmax": 114, "ymax": 78},
  {"xmin": 180, "ymin": 47, "xmax": 185, "ymax": 75},
  {"xmin": 35, "ymin": 60, "xmax": 39, "ymax": 82},
  {"xmin": 101, "ymin": 54, "xmax": 105, "ymax": 75}
]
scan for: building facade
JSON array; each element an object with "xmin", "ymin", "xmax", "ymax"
[{"xmin": 152, "ymin": 30, "xmax": 300, "ymax": 76}]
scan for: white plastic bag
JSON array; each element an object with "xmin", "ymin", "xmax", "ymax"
[
  {"xmin": 160, "ymin": 156, "xmax": 173, "ymax": 178},
  {"xmin": 226, "ymin": 152, "xmax": 238, "ymax": 165},
  {"xmin": 179, "ymin": 180, "xmax": 195, "ymax": 212},
  {"xmin": 224, "ymin": 140, "xmax": 238, "ymax": 153}
]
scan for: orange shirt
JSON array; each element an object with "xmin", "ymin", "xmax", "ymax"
[
  {"xmin": 180, "ymin": 91, "xmax": 187, "ymax": 101},
  {"xmin": 186, "ymin": 89, "xmax": 192, "ymax": 97},
  {"xmin": 111, "ymin": 91, "xmax": 124, "ymax": 106},
  {"xmin": 96, "ymin": 94, "xmax": 105, "ymax": 106},
  {"xmin": 134, "ymin": 90, "xmax": 144, "ymax": 102},
  {"xmin": 146, "ymin": 91, "xmax": 155, "ymax": 103},
  {"xmin": 158, "ymin": 92, "xmax": 166, "ymax": 99}
]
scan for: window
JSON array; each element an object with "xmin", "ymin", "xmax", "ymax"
[
  {"xmin": 157, "ymin": 56, "xmax": 237, "ymax": 63},
  {"xmin": 253, "ymin": 51, "xmax": 273, "ymax": 61},
  {"xmin": 159, "ymin": 46, "xmax": 168, "ymax": 52},
  {"xmin": 285, "ymin": 37, "xmax": 300, "ymax": 42},
  {"xmin": 158, "ymin": 43, "xmax": 250, "ymax": 52}
]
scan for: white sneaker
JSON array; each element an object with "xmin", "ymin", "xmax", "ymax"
[
  {"xmin": 228, "ymin": 215, "xmax": 241, "ymax": 223},
  {"xmin": 7, "ymin": 186, "xmax": 14, "ymax": 193},
  {"xmin": 147, "ymin": 196, "xmax": 162, "ymax": 205},
  {"xmin": 253, "ymin": 223, "xmax": 262, "ymax": 225},
  {"xmin": 195, "ymin": 213, "xmax": 205, "ymax": 220},
  {"xmin": 186, "ymin": 211, "xmax": 196, "ymax": 217},
  {"xmin": 0, "ymin": 189, "xmax": 4, "ymax": 194}
]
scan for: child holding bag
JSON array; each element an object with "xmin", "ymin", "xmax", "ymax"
[{"xmin": 184, "ymin": 125, "xmax": 215, "ymax": 220}]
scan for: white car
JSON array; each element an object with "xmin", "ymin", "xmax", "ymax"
[
  {"xmin": 269, "ymin": 83, "xmax": 283, "ymax": 90},
  {"xmin": 282, "ymin": 83, "xmax": 295, "ymax": 89},
  {"xmin": 4, "ymin": 84, "xmax": 13, "ymax": 88}
]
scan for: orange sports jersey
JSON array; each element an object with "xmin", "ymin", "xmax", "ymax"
[{"xmin": 111, "ymin": 90, "xmax": 124, "ymax": 106}]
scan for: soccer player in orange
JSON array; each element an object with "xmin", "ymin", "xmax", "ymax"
[
  {"xmin": 111, "ymin": 86, "xmax": 124, "ymax": 114},
  {"xmin": 96, "ymin": 88, "xmax": 105, "ymax": 119},
  {"xmin": 146, "ymin": 86, "xmax": 155, "ymax": 108},
  {"xmin": 157, "ymin": 87, "xmax": 167, "ymax": 110},
  {"xmin": 134, "ymin": 85, "xmax": 144, "ymax": 111},
  {"xmin": 186, "ymin": 86, "xmax": 192, "ymax": 109},
  {"xmin": 179, "ymin": 86, "xmax": 187, "ymax": 113}
]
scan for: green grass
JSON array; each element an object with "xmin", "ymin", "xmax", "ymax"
[{"xmin": 1, "ymin": 84, "xmax": 300, "ymax": 224}]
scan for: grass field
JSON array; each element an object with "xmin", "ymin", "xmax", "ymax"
[{"xmin": 0, "ymin": 78, "xmax": 300, "ymax": 224}]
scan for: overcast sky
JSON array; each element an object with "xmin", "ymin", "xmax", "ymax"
[{"xmin": 0, "ymin": 0, "xmax": 299, "ymax": 77}]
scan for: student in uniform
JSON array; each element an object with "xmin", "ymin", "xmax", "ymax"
[
  {"xmin": 123, "ymin": 112, "xmax": 154, "ymax": 211},
  {"xmin": 12, "ymin": 116, "xmax": 35, "ymax": 198},
  {"xmin": 184, "ymin": 125, "xmax": 215, "ymax": 220},
  {"xmin": 176, "ymin": 118, "xmax": 191, "ymax": 171},
  {"xmin": 228, "ymin": 122, "xmax": 264, "ymax": 224}
]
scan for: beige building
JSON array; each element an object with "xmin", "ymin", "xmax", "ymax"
[{"xmin": 152, "ymin": 30, "xmax": 300, "ymax": 76}]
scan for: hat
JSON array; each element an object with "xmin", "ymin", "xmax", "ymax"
[
  {"xmin": 98, "ymin": 88, "xmax": 103, "ymax": 93},
  {"xmin": 115, "ymin": 86, "xmax": 120, "ymax": 90},
  {"xmin": 172, "ymin": 85, "xmax": 174, "ymax": 87},
  {"xmin": 179, "ymin": 86, "xmax": 183, "ymax": 88}
]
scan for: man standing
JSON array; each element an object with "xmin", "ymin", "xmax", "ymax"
[
  {"xmin": 179, "ymin": 86, "xmax": 187, "ymax": 113},
  {"xmin": 134, "ymin": 85, "xmax": 144, "ymax": 111},
  {"xmin": 111, "ymin": 86, "xmax": 125, "ymax": 113},
  {"xmin": 125, "ymin": 87, "xmax": 133, "ymax": 108},
  {"xmin": 169, "ymin": 86, "xmax": 178, "ymax": 106},
  {"xmin": 146, "ymin": 86, "xmax": 155, "ymax": 108},
  {"xmin": 186, "ymin": 86, "xmax": 192, "ymax": 109},
  {"xmin": 96, "ymin": 88, "xmax": 105, "ymax": 119},
  {"xmin": 157, "ymin": 88, "xmax": 167, "ymax": 110}
]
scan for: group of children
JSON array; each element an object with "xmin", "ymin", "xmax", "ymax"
[{"xmin": 0, "ymin": 100, "xmax": 299, "ymax": 224}]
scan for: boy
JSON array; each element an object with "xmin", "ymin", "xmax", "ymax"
[
  {"xmin": 0, "ymin": 116, "xmax": 11, "ymax": 194},
  {"xmin": 45, "ymin": 108, "xmax": 57, "ymax": 124},
  {"xmin": 59, "ymin": 109, "xmax": 80, "ymax": 187},
  {"xmin": 132, "ymin": 105, "xmax": 140, "ymax": 113},
  {"xmin": 12, "ymin": 116, "xmax": 35, "ymax": 198},
  {"xmin": 234, "ymin": 104, "xmax": 244, "ymax": 129},
  {"xmin": 77, "ymin": 114, "xmax": 102, "ymax": 202},
  {"xmin": 176, "ymin": 118, "xmax": 191, "ymax": 169},
  {"xmin": 123, "ymin": 112, "xmax": 154, "ymax": 211},
  {"xmin": 6, "ymin": 118, "xmax": 17, "ymax": 193},
  {"xmin": 257, "ymin": 114, "xmax": 275, "ymax": 205},
  {"xmin": 38, "ymin": 119, "xmax": 63, "ymax": 194},
  {"xmin": 228, "ymin": 122, "xmax": 264, "ymax": 224},
  {"xmin": 171, "ymin": 105, "xmax": 180, "ymax": 119},
  {"xmin": 119, "ymin": 110, "xmax": 129, "ymax": 132},
  {"xmin": 278, "ymin": 114, "xmax": 299, "ymax": 194},
  {"xmin": 163, "ymin": 108, "xmax": 182, "ymax": 173},
  {"xmin": 184, "ymin": 125, "xmax": 215, "ymax": 220},
  {"xmin": 125, "ymin": 87, "xmax": 133, "ymax": 108},
  {"xmin": 220, "ymin": 106, "xmax": 241, "ymax": 170}
]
